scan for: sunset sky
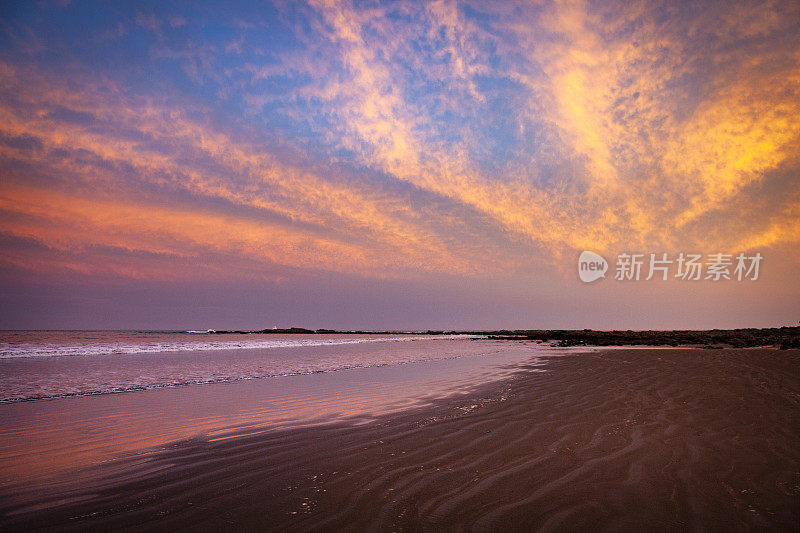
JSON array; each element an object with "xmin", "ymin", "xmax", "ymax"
[{"xmin": 1, "ymin": 0, "xmax": 798, "ymax": 330}]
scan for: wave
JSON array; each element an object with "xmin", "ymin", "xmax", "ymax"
[
  {"xmin": 0, "ymin": 335, "xmax": 473, "ymax": 359},
  {"xmin": 0, "ymin": 350, "xmax": 483, "ymax": 404}
]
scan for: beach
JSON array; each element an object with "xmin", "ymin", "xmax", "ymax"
[
  {"xmin": 4, "ymin": 1, "xmax": 799, "ymax": 530},
  {"xmin": 2, "ymin": 346, "xmax": 798, "ymax": 531}
]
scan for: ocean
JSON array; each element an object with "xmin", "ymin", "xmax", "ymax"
[
  {"xmin": 0, "ymin": 330, "xmax": 488, "ymax": 403},
  {"xmin": 0, "ymin": 330, "xmax": 572, "ymax": 498}
]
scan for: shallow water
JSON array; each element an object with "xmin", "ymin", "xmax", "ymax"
[
  {"xmin": 0, "ymin": 331, "xmax": 474, "ymax": 402},
  {"xmin": 0, "ymin": 333, "xmax": 577, "ymax": 504}
]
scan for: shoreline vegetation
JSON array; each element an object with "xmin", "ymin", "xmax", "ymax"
[{"xmin": 208, "ymin": 326, "xmax": 800, "ymax": 349}]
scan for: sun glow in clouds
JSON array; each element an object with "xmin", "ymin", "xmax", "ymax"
[{"xmin": 0, "ymin": 0, "xmax": 798, "ymax": 328}]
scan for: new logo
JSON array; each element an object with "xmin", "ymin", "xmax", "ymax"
[{"xmin": 578, "ymin": 251, "xmax": 608, "ymax": 283}]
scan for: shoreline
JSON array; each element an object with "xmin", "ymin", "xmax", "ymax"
[
  {"xmin": 197, "ymin": 327, "xmax": 800, "ymax": 350},
  {"xmin": 0, "ymin": 339, "xmax": 557, "ymax": 491},
  {"xmin": 2, "ymin": 347, "xmax": 798, "ymax": 531}
]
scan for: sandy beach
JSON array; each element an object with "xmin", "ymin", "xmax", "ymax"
[
  {"xmin": 2, "ymin": 347, "xmax": 798, "ymax": 531},
  {"xmin": 4, "ymin": 1, "xmax": 799, "ymax": 530}
]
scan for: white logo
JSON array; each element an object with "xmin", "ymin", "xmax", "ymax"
[{"xmin": 578, "ymin": 251, "xmax": 608, "ymax": 282}]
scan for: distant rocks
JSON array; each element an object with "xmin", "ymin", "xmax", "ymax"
[
  {"xmin": 210, "ymin": 327, "xmax": 316, "ymax": 335},
  {"xmin": 485, "ymin": 326, "xmax": 800, "ymax": 349},
  {"xmin": 779, "ymin": 337, "xmax": 800, "ymax": 350}
]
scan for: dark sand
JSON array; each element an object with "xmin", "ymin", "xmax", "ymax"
[{"xmin": 3, "ymin": 348, "xmax": 799, "ymax": 532}]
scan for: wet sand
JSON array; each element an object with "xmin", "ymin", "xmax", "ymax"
[{"xmin": 3, "ymin": 348, "xmax": 799, "ymax": 531}]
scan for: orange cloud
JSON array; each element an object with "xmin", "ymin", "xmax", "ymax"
[
  {"xmin": 0, "ymin": 64, "xmax": 516, "ymax": 280},
  {"xmin": 1, "ymin": 0, "xmax": 798, "ymax": 287}
]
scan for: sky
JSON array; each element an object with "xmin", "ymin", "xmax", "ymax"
[{"xmin": 0, "ymin": 0, "xmax": 798, "ymax": 330}]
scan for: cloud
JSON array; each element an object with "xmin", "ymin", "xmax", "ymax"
[
  {"xmin": 0, "ymin": 0, "xmax": 798, "ymax": 288},
  {"xmin": 0, "ymin": 62, "xmax": 519, "ymax": 281}
]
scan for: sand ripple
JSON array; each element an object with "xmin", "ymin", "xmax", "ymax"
[{"xmin": 2, "ymin": 349, "xmax": 798, "ymax": 532}]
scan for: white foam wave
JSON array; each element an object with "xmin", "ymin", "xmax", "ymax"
[
  {"xmin": 0, "ymin": 344, "xmax": 495, "ymax": 403},
  {"xmin": 0, "ymin": 335, "xmax": 473, "ymax": 359}
]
